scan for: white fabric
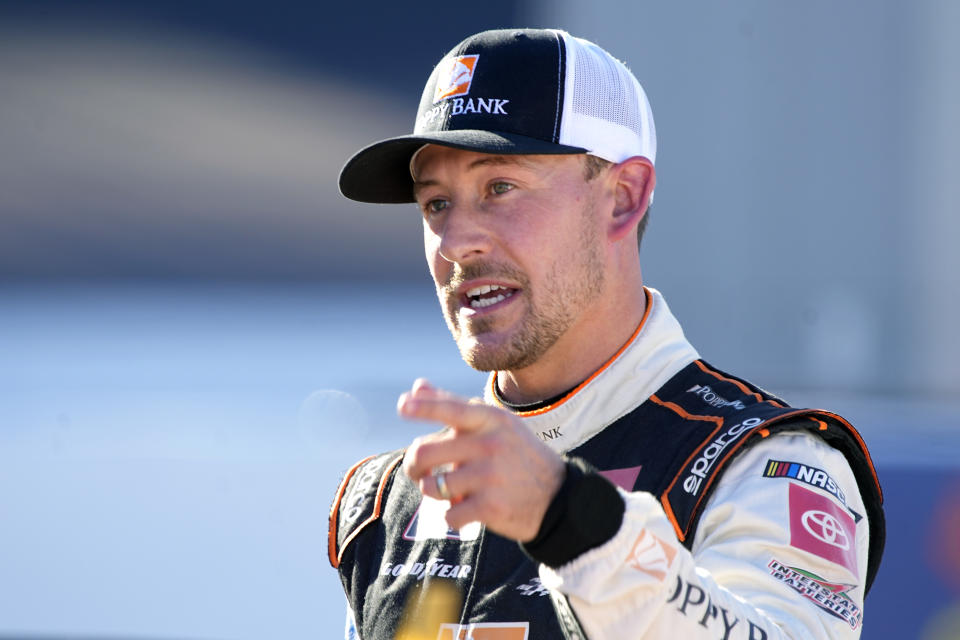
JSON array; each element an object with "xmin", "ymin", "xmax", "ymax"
[
  {"xmin": 494, "ymin": 287, "xmax": 871, "ymax": 639},
  {"xmin": 554, "ymin": 30, "xmax": 657, "ymax": 166}
]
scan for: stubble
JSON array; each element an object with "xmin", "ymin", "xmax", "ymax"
[{"xmin": 436, "ymin": 199, "xmax": 605, "ymax": 372}]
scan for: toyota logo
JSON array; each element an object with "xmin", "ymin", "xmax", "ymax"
[{"xmin": 802, "ymin": 510, "xmax": 850, "ymax": 550}]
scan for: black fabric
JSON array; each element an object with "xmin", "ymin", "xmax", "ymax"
[
  {"xmin": 419, "ymin": 29, "xmax": 565, "ymax": 141},
  {"xmin": 522, "ymin": 457, "xmax": 626, "ymax": 568}
]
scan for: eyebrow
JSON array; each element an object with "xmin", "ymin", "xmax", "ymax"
[
  {"xmin": 467, "ymin": 155, "xmax": 534, "ymax": 170},
  {"xmin": 412, "ymin": 155, "xmax": 535, "ymax": 197}
]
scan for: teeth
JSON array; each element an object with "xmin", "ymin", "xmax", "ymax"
[
  {"xmin": 471, "ymin": 293, "xmax": 507, "ymax": 308},
  {"xmin": 466, "ymin": 284, "xmax": 506, "ymax": 298},
  {"xmin": 469, "ymin": 290, "xmax": 513, "ymax": 309}
]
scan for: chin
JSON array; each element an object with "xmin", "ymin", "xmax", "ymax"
[
  {"xmin": 456, "ymin": 335, "xmax": 539, "ymax": 372},
  {"xmin": 456, "ymin": 337, "xmax": 500, "ymax": 372}
]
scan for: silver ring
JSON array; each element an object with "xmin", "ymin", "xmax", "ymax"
[{"xmin": 436, "ymin": 471, "xmax": 451, "ymax": 500}]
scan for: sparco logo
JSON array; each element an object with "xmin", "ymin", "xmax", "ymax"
[
  {"xmin": 683, "ymin": 417, "xmax": 764, "ymax": 496},
  {"xmin": 687, "ymin": 385, "xmax": 745, "ymax": 410},
  {"xmin": 802, "ymin": 510, "xmax": 851, "ymax": 550},
  {"xmin": 342, "ymin": 456, "xmax": 390, "ymax": 523}
]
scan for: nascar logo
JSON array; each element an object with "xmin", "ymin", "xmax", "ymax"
[{"xmin": 762, "ymin": 459, "xmax": 861, "ymax": 522}]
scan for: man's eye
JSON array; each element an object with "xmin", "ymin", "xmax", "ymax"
[
  {"xmin": 424, "ymin": 199, "xmax": 449, "ymax": 214},
  {"xmin": 491, "ymin": 182, "xmax": 514, "ymax": 195}
]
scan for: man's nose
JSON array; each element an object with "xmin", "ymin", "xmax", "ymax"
[{"xmin": 437, "ymin": 205, "xmax": 492, "ymax": 264}]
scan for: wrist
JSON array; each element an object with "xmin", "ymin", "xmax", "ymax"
[{"xmin": 521, "ymin": 457, "xmax": 625, "ymax": 568}]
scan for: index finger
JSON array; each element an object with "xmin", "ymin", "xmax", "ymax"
[{"xmin": 397, "ymin": 393, "xmax": 498, "ymax": 433}]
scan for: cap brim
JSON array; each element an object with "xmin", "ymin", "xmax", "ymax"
[{"xmin": 338, "ymin": 130, "xmax": 587, "ymax": 204}]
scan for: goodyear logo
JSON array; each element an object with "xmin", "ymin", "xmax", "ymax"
[{"xmin": 434, "ymin": 55, "xmax": 479, "ymax": 103}]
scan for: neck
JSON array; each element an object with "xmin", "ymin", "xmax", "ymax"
[{"xmin": 496, "ymin": 283, "xmax": 648, "ymax": 405}]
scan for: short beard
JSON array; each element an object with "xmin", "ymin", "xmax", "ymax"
[{"xmin": 436, "ymin": 200, "xmax": 605, "ymax": 372}]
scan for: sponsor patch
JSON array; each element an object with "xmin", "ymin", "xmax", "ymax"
[
  {"xmin": 687, "ymin": 384, "xmax": 745, "ymax": 410},
  {"xmin": 683, "ymin": 417, "xmax": 765, "ymax": 496},
  {"xmin": 380, "ymin": 557, "xmax": 472, "ymax": 582},
  {"xmin": 434, "ymin": 55, "xmax": 479, "ymax": 103},
  {"xmin": 437, "ymin": 622, "xmax": 529, "ymax": 640},
  {"xmin": 340, "ymin": 454, "xmax": 394, "ymax": 524},
  {"xmin": 768, "ymin": 559, "xmax": 862, "ymax": 630},
  {"xmin": 625, "ymin": 529, "xmax": 677, "ymax": 582},
  {"xmin": 763, "ymin": 459, "xmax": 862, "ymax": 522},
  {"xmin": 598, "ymin": 465, "xmax": 643, "ymax": 491},
  {"xmin": 789, "ymin": 483, "xmax": 858, "ymax": 577},
  {"xmin": 404, "ymin": 496, "xmax": 481, "ymax": 541},
  {"xmin": 515, "ymin": 577, "xmax": 550, "ymax": 597}
]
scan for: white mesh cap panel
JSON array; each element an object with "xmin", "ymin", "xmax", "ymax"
[{"xmin": 555, "ymin": 31, "xmax": 656, "ymax": 165}]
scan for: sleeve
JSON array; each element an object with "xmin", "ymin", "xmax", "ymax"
[{"xmin": 533, "ymin": 431, "xmax": 870, "ymax": 639}]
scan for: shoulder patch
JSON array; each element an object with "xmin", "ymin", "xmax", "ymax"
[
  {"xmin": 768, "ymin": 558, "xmax": 862, "ymax": 630},
  {"xmin": 762, "ymin": 458, "xmax": 862, "ymax": 522},
  {"xmin": 329, "ymin": 450, "xmax": 404, "ymax": 568},
  {"xmin": 661, "ymin": 407, "xmax": 839, "ymax": 543}
]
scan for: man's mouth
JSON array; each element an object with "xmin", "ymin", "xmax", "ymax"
[{"xmin": 464, "ymin": 284, "xmax": 518, "ymax": 309}]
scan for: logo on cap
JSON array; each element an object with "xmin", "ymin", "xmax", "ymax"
[{"xmin": 433, "ymin": 55, "xmax": 479, "ymax": 103}]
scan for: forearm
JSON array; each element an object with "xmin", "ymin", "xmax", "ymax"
[{"xmin": 537, "ymin": 490, "xmax": 791, "ymax": 639}]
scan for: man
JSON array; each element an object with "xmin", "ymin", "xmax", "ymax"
[{"xmin": 330, "ymin": 28, "xmax": 884, "ymax": 640}]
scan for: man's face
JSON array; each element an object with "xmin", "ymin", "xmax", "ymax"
[{"xmin": 412, "ymin": 146, "xmax": 609, "ymax": 372}]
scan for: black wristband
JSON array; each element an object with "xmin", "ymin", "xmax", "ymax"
[{"xmin": 521, "ymin": 457, "xmax": 625, "ymax": 568}]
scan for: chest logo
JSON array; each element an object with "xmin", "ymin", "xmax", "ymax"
[
  {"xmin": 598, "ymin": 465, "xmax": 643, "ymax": 491},
  {"xmin": 404, "ymin": 496, "xmax": 481, "ymax": 542},
  {"xmin": 437, "ymin": 622, "xmax": 529, "ymax": 640}
]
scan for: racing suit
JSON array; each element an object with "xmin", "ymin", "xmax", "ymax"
[{"xmin": 330, "ymin": 287, "xmax": 885, "ymax": 639}]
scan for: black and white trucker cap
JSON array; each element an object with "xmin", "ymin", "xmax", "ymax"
[{"xmin": 338, "ymin": 28, "xmax": 656, "ymax": 204}]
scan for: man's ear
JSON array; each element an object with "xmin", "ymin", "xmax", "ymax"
[{"xmin": 608, "ymin": 156, "xmax": 655, "ymax": 242}]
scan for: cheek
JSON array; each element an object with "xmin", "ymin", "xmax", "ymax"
[{"xmin": 423, "ymin": 222, "xmax": 444, "ymax": 279}]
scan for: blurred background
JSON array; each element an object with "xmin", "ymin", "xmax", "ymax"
[{"xmin": 1, "ymin": 1, "xmax": 958, "ymax": 638}]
